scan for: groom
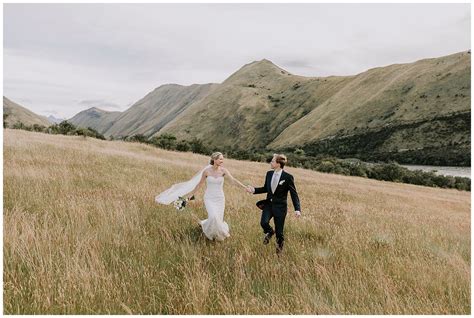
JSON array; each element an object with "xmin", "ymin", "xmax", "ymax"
[{"xmin": 247, "ymin": 154, "xmax": 301, "ymax": 255}]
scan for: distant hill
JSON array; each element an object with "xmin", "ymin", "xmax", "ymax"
[
  {"xmin": 69, "ymin": 107, "xmax": 121, "ymax": 134},
  {"xmin": 69, "ymin": 51, "xmax": 471, "ymax": 165},
  {"xmin": 47, "ymin": 115, "xmax": 65, "ymax": 124},
  {"xmin": 69, "ymin": 84, "xmax": 218, "ymax": 138},
  {"xmin": 3, "ymin": 97, "xmax": 51, "ymax": 127},
  {"xmin": 102, "ymin": 83, "xmax": 218, "ymax": 138}
]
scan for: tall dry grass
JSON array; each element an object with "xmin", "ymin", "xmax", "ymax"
[{"xmin": 3, "ymin": 129, "xmax": 470, "ymax": 314}]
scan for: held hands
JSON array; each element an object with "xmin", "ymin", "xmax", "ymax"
[{"xmin": 245, "ymin": 185, "xmax": 255, "ymax": 194}]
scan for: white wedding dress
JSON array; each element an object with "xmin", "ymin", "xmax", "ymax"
[
  {"xmin": 201, "ymin": 176, "xmax": 230, "ymax": 241},
  {"xmin": 155, "ymin": 165, "xmax": 230, "ymax": 241}
]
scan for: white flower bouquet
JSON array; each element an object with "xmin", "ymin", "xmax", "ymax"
[{"xmin": 173, "ymin": 195, "xmax": 195, "ymax": 211}]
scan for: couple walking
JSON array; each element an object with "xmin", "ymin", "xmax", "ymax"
[{"xmin": 156, "ymin": 152, "xmax": 301, "ymax": 254}]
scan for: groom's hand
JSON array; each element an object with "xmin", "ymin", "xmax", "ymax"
[{"xmin": 294, "ymin": 210, "xmax": 301, "ymax": 218}]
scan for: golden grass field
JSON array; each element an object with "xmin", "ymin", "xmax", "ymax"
[{"xmin": 3, "ymin": 129, "xmax": 471, "ymax": 314}]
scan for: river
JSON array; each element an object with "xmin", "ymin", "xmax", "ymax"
[{"xmin": 401, "ymin": 165, "xmax": 471, "ymax": 178}]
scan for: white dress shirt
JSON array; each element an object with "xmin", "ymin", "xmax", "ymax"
[{"xmin": 271, "ymin": 170, "xmax": 282, "ymax": 193}]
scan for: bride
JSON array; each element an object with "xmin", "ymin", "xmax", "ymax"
[{"xmin": 155, "ymin": 152, "xmax": 248, "ymax": 241}]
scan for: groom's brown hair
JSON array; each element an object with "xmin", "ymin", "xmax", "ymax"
[{"xmin": 274, "ymin": 154, "xmax": 287, "ymax": 168}]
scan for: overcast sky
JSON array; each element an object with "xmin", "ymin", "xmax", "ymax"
[{"xmin": 3, "ymin": 3, "xmax": 471, "ymax": 119}]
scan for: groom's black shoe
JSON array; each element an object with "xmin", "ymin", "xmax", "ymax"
[
  {"xmin": 263, "ymin": 232, "xmax": 274, "ymax": 245},
  {"xmin": 276, "ymin": 242, "xmax": 284, "ymax": 255}
]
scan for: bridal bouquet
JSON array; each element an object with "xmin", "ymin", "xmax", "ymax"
[{"xmin": 173, "ymin": 195, "xmax": 195, "ymax": 211}]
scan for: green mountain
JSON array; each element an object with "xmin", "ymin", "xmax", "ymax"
[
  {"xmin": 161, "ymin": 52, "xmax": 470, "ymax": 165},
  {"xmin": 269, "ymin": 52, "xmax": 470, "ymax": 165},
  {"xmin": 159, "ymin": 59, "xmax": 352, "ymax": 150},
  {"xmin": 69, "ymin": 51, "xmax": 471, "ymax": 165},
  {"xmin": 3, "ymin": 97, "xmax": 51, "ymax": 127}
]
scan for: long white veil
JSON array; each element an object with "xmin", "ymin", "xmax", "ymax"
[{"xmin": 155, "ymin": 164, "xmax": 212, "ymax": 205}]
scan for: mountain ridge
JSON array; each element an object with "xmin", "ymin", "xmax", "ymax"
[{"xmin": 63, "ymin": 50, "xmax": 471, "ymax": 165}]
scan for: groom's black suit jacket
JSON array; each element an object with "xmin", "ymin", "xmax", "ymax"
[{"xmin": 254, "ymin": 170, "xmax": 301, "ymax": 213}]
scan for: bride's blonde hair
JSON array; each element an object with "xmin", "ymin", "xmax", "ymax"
[{"xmin": 210, "ymin": 152, "xmax": 223, "ymax": 165}]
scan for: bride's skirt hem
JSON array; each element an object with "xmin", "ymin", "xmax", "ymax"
[{"xmin": 200, "ymin": 219, "xmax": 230, "ymax": 241}]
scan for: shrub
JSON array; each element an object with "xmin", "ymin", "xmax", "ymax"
[
  {"xmin": 317, "ymin": 161, "xmax": 336, "ymax": 173},
  {"xmin": 375, "ymin": 163, "xmax": 406, "ymax": 182},
  {"xmin": 150, "ymin": 134, "xmax": 177, "ymax": 150},
  {"xmin": 74, "ymin": 127, "xmax": 105, "ymax": 140},
  {"xmin": 32, "ymin": 124, "xmax": 47, "ymax": 132},
  {"xmin": 58, "ymin": 121, "xmax": 77, "ymax": 135},
  {"xmin": 189, "ymin": 138, "xmax": 208, "ymax": 154},
  {"xmin": 294, "ymin": 148, "xmax": 305, "ymax": 156},
  {"xmin": 176, "ymin": 140, "xmax": 191, "ymax": 152},
  {"xmin": 128, "ymin": 134, "xmax": 147, "ymax": 143}
]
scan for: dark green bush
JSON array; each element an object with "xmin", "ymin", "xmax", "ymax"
[
  {"xmin": 150, "ymin": 134, "xmax": 177, "ymax": 150},
  {"xmin": 189, "ymin": 138, "xmax": 209, "ymax": 154},
  {"xmin": 176, "ymin": 140, "xmax": 190, "ymax": 152}
]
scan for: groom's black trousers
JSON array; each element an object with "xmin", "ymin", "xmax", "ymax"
[{"xmin": 260, "ymin": 203, "xmax": 287, "ymax": 245}]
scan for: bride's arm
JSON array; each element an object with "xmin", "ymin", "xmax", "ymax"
[
  {"xmin": 223, "ymin": 168, "xmax": 247, "ymax": 189},
  {"xmin": 188, "ymin": 170, "xmax": 207, "ymax": 198}
]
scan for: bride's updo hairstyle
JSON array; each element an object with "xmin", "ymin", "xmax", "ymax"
[{"xmin": 210, "ymin": 152, "xmax": 223, "ymax": 165}]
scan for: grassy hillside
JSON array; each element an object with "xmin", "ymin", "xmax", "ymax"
[
  {"xmin": 271, "ymin": 51, "xmax": 470, "ymax": 147},
  {"xmin": 4, "ymin": 129, "xmax": 470, "ymax": 314},
  {"xmin": 271, "ymin": 51, "xmax": 470, "ymax": 165},
  {"xmin": 69, "ymin": 84, "xmax": 218, "ymax": 138},
  {"xmin": 3, "ymin": 96, "xmax": 51, "ymax": 127},
  {"xmin": 160, "ymin": 60, "xmax": 352, "ymax": 150},
  {"xmin": 103, "ymin": 83, "xmax": 218, "ymax": 138}
]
